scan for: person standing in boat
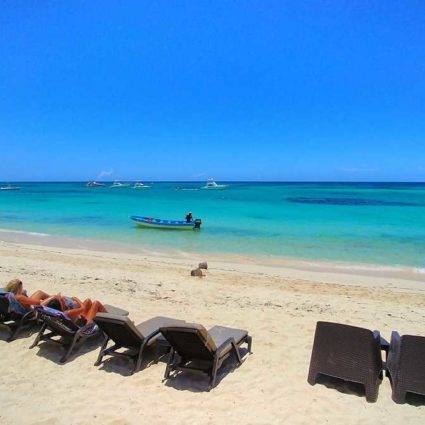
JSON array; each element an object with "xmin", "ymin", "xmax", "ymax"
[{"xmin": 185, "ymin": 211, "xmax": 193, "ymax": 222}]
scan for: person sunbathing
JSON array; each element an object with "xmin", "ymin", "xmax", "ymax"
[
  {"xmin": 42, "ymin": 294, "xmax": 107, "ymax": 324},
  {"xmin": 3, "ymin": 278, "xmax": 51, "ymax": 310}
]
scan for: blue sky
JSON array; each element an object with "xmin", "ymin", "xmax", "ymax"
[{"xmin": 0, "ymin": 1, "xmax": 424, "ymax": 181}]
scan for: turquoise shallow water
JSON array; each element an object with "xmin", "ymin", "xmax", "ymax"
[{"xmin": 0, "ymin": 182, "xmax": 425, "ymax": 268}]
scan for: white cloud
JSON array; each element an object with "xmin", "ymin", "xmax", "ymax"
[{"xmin": 97, "ymin": 169, "xmax": 114, "ymax": 179}]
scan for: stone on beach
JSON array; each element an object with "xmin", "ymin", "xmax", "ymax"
[
  {"xmin": 198, "ymin": 261, "xmax": 208, "ymax": 270},
  {"xmin": 190, "ymin": 268, "xmax": 206, "ymax": 277}
]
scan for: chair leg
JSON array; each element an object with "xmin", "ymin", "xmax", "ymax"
[
  {"xmin": 60, "ymin": 335, "xmax": 79, "ymax": 364},
  {"xmin": 133, "ymin": 341, "xmax": 147, "ymax": 374},
  {"xmin": 209, "ymin": 355, "xmax": 220, "ymax": 390},
  {"xmin": 232, "ymin": 341, "xmax": 243, "ymax": 365},
  {"xmin": 163, "ymin": 348, "xmax": 175, "ymax": 381},
  {"xmin": 365, "ymin": 382, "xmax": 379, "ymax": 403},
  {"xmin": 246, "ymin": 335, "xmax": 253, "ymax": 353},
  {"xmin": 307, "ymin": 368, "xmax": 317, "ymax": 386},
  {"xmin": 7, "ymin": 324, "xmax": 22, "ymax": 342},
  {"xmin": 94, "ymin": 335, "xmax": 109, "ymax": 366},
  {"xmin": 392, "ymin": 386, "xmax": 406, "ymax": 404},
  {"xmin": 29, "ymin": 323, "xmax": 47, "ymax": 349}
]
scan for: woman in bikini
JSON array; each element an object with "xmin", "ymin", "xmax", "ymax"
[
  {"xmin": 4, "ymin": 279, "xmax": 106, "ymax": 323},
  {"xmin": 3, "ymin": 278, "xmax": 51, "ymax": 309},
  {"xmin": 40, "ymin": 294, "xmax": 107, "ymax": 324}
]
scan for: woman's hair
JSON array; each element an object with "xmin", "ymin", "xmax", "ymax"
[
  {"xmin": 5, "ymin": 278, "xmax": 23, "ymax": 294},
  {"xmin": 46, "ymin": 298, "xmax": 61, "ymax": 311}
]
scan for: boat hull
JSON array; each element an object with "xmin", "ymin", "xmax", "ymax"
[
  {"xmin": 200, "ymin": 185, "xmax": 228, "ymax": 190},
  {"xmin": 131, "ymin": 216, "xmax": 199, "ymax": 230}
]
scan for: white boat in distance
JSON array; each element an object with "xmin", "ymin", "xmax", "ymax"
[
  {"xmin": 0, "ymin": 184, "xmax": 21, "ymax": 191},
  {"xmin": 200, "ymin": 178, "xmax": 228, "ymax": 190},
  {"xmin": 133, "ymin": 182, "xmax": 151, "ymax": 189},
  {"xmin": 110, "ymin": 181, "xmax": 130, "ymax": 188},
  {"xmin": 86, "ymin": 181, "xmax": 105, "ymax": 187}
]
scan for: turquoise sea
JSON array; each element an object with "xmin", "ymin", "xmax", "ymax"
[{"xmin": 0, "ymin": 182, "xmax": 425, "ymax": 269}]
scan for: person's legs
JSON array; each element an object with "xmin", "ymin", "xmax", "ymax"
[
  {"xmin": 64, "ymin": 298, "xmax": 91, "ymax": 320},
  {"xmin": 30, "ymin": 290, "xmax": 51, "ymax": 301},
  {"xmin": 85, "ymin": 300, "xmax": 107, "ymax": 323}
]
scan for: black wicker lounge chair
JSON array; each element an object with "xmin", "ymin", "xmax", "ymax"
[
  {"xmin": 0, "ymin": 294, "xmax": 37, "ymax": 342},
  {"xmin": 160, "ymin": 322, "xmax": 252, "ymax": 389},
  {"xmin": 93, "ymin": 313, "xmax": 185, "ymax": 374},
  {"xmin": 386, "ymin": 331, "xmax": 425, "ymax": 403},
  {"xmin": 29, "ymin": 306, "xmax": 100, "ymax": 363},
  {"xmin": 307, "ymin": 321, "xmax": 388, "ymax": 402},
  {"xmin": 29, "ymin": 305, "xmax": 128, "ymax": 363}
]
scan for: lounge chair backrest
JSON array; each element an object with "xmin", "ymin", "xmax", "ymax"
[
  {"xmin": 0, "ymin": 293, "xmax": 28, "ymax": 318},
  {"xmin": 37, "ymin": 307, "xmax": 80, "ymax": 334},
  {"xmin": 309, "ymin": 321, "xmax": 382, "ymax": 384},
  {"xmin": 160, "ymin": 323, "xmax": 217, "ymax": 360},
  {"xmin": 396, "ymin": 335, "xmax": 425, "ymax": 394},
  {"xmin": 94, "ymin": 313, "xmax": 145, "ymax": 347},
  {"xmin": 0, "ymin": 296, "xmax": 9, "ymax": 317}
]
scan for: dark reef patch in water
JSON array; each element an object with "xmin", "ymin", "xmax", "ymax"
[{"xmin": 287, "ymin": 197, "xmax": 422, "ymax": 207}]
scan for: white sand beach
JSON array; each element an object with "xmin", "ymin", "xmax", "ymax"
[{"xmin": 1, "ymin": 239, "xmax": 424, "ymax": 425}]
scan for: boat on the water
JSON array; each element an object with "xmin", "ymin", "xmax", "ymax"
[
  {"xmin": 201, "ymin": 178, "xmax": 228, "ymax": 190},
  {"xmin": 133, "ymin": 182, "xmax": 151, "ymax": 189},
  {"xmin": 110, "ymin": 181, "xmax": 130, "ymax": 188},
  {"xmin": 131, "ymin": 215, "xmax": 202, "ymax": 230},
  {"xmin": 86, "ymin": 181, "xmax": 105, "ymax": 187},
  {"xmin": 0, "ymin": 184, "xmax": 21, "ymax": 191}
]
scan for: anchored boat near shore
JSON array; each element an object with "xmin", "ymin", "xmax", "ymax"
[{"xmin": 131, "ymin": 215, "xmax": 202, "ymax": 230}]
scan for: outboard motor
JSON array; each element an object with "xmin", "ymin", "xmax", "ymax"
[{"xmin": 193, "ymin": 218, "xmax": 202, "ymax": 229}]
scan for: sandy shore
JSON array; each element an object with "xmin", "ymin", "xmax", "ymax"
[{"xmin": 1, "ymin": 239, "xmax": 424, "ymax": 424}]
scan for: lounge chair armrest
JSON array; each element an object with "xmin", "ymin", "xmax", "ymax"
[
  {"xmin": 380, "ymin": 336, "xmax": 390, "ymax": 353},
  {"xmin": 372, "ymin": 331, "xmax": 389, "ymax": 351},
  {"xmin": 79, "ymin": 322, "xmax": 97, "ymax": 333},
  {"xmin": 216, "ymin": 337, "xmax": 236, "ymax": 354}
]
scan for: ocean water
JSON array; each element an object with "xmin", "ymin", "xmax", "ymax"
[{"xmin": 0, "ymin": 182, "xmax": 425, "ymax": 269}]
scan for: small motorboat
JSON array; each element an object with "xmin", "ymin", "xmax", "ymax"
[
  {"xmin": 200, "ymin": 178, "xmax": 228, "ymax": 190},
  {"xmin": 131, "ymin": 215, "xmax": 202, "ymax": 230},
  {"xmin": 86, "ymin": 181, "xmax": 105, "ymax": 187},
  {"xmin": 0, "ymin": 185, "xmax": 21, "ymax": 191},
  {"xmin": 110, "ymin": 181, "xmax": 130, "ymax": 188},
  {"xmin": 133, "ymin": 182, "xmax": 151, "ymax": 189}
]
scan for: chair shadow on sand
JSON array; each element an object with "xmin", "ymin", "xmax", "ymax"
[
  {"xmin": 97, "ymin": 344, "xmax": 164, "ymax": 377},
  {"xmin": 314, "ymin": 374, "xmax": 368, "ymax": 399},
  {"xmin": 163, "ymin": 345, "xmax": 251, "ymax": 393},
  {"xmin": 33, "ymin": 334, "xmax": 102, "ymax": 365},
  {"xmin": 0, "ymin": 322, "xmax": 39, "ymax": 342}
]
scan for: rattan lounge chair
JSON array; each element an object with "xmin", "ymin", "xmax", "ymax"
[
  {"xmin": 29, "ymin": 306, "xmax": 100, "ymax": 363},
  {"xmin": 0, "ymin": 294, "xmax": 37, "ymax": 342},
  {"xmin": 93, "ymin": 313, "xmax": 186, "ymax": 374},
  {"xmin": 386, "ymin": 331, "xmax": 425, "ymax": 403},
  {"xmin": 29, "ymin": 305, "xmax": 128, "ymax": 363},
  {"xmin": 307, "ymin": 321, "xmax": 388, "ymax": 402},
  {"xmin": 160, "ymin": 322, "xmax": 252, "ymax": 389}
]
